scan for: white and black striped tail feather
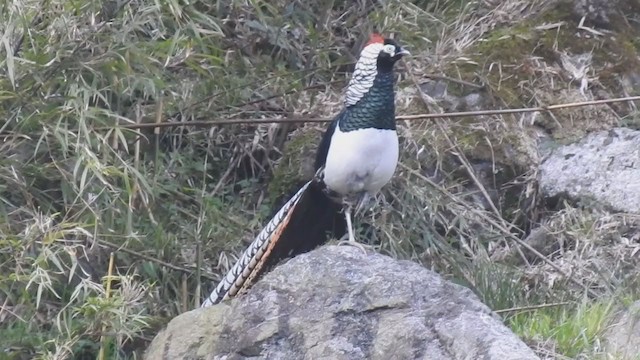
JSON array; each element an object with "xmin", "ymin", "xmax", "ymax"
[
  {"xmin": 201, "ymin": 181, "xmax": 309, "ymax": 307},
  {"xmin": 201, "ymin": 178, "xmax": 345, "ymax": 307}
]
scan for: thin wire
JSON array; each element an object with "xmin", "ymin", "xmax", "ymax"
[{"xmin": 90, "ymin": 95, "xmax": 640, "ymax": 132}]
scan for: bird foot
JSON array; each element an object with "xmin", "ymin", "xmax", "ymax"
[
  {"xmin": 336, "ymin": 231, "xmax": 373, "ymax": 254},
  {"xmin": 337, "ymin": 239, "xmax": 373, "ymax": 254}
]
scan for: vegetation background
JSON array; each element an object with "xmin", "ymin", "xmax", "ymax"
[{"xmin": 1, "ymin": 0, "xmax": 640, "ymax": 358}]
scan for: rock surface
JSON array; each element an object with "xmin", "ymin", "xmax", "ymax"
[
  {"xmin": 571, "ymin": 0, "xmax": 621, "ymax": 27},
  {"xmin": 570, "ymin": 0, "xmax": 639, "ymax": 30},
  {"xmin": 539, "ymin": 127, "xmax": 640, "ymax": 214},
  {"xmin": 606, "ymin": 301, "xmax": 640, "ymax": 359},
  {"xmin": 145, "ymin": 246, "xmax": 539, "ymax": 360},
  {"xmin": 605, "ymin": 301, "xmax": 640, "ymax": 359}
]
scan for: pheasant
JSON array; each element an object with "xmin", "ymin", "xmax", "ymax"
[{"xmin": 202, "ymin": 34, "xmax": 409, "ymax": 307}]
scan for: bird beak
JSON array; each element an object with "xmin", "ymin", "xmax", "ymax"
[{"xmin": 397, "ymin": 47, "xmax": 411, "ymax": 56}]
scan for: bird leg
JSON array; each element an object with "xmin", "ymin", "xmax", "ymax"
[
  {"xmin": 344, "ymin": 204, "xmax": 356, "ymax": 243},
  {"xmin": 337, "ymin": 192, "xmax": 373, "ymax": 254}
]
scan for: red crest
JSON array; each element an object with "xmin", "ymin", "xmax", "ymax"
[{"xmin": 366, "ymin": 33, "xmax": 385, "ymax": 45}]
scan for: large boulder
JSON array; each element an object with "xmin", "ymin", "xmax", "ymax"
[
  {"xmin": 539, "ymin": 127, "xmax": 640, "ymax": 214},
  {"xmin": 145, "ymin": 246, "xmax": 539, "ymax": 360}
]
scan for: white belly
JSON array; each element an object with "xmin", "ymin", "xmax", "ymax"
[{"xmin": 323, "ymin": 127, "xmax": 399, "ymax": 196}]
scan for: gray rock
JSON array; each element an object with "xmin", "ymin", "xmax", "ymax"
[
  {"xmin": 569, "ymin": 0, "xmax": 640, "ymax": 32},
  {"xmin": 605, "ymin": 301, "xmax": 640, "ymax": 359},
  {"xmin": 571, "ymin": 0, "xmax": 620, "ymax": 27},
  {"xmin": 539, "ymin": 128, "xmax": 640, "ymax": 214},
  {"xmin": 418, "ymin": 79, "xmax": 487, "ymax": 112},
  {"xmin": 145, "ymin": 246, "xmax": 539, "ymax": 360}
]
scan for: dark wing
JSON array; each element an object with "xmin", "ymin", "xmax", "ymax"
[{"xmin": 314, "ymin": 110, "xmax": 345, "ymax": 171}]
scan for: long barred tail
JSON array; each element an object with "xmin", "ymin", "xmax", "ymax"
[{"xmin": 201, "ymin": 179, "xmax": 346, "ymax": 307}]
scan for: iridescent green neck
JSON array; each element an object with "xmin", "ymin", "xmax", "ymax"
[{"xmin": 338, "ymin": 71, "xmax": 396, "ymax": 132}]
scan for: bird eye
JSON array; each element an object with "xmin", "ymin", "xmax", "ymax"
[{"xmin": 382, "ymin": 44, "xmax": 396, "ymax": 56}]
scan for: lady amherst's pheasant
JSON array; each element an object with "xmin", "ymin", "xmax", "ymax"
[{"xmin": 202, "ymin": 34, "xmax": 409, "ymax": 307}]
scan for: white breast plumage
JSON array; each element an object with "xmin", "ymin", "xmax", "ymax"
[{"xmin": 322, "ymin": 126, "xmax": 399, "ymax": 196}]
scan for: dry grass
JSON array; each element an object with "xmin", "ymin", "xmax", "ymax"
[{"xmin": 2, "ymin": 0, "xmax": 640, "ymax": 358}]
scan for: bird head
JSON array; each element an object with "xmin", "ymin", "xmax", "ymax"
[
  {"xmin": 364, "ymin": 33, "xmax": 410, "ymax": 71},
  {"xmin": 344, "ymin": 33, "xmax": 409, "ymax": 107},
  {"xmin": 355, "ymin": 34, "xmax": 410, "ymax": 72}
]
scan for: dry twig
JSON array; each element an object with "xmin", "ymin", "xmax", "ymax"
[
  {"xmin": 495, "ymin": 301, "xmax": 571, "ymax": 314},
  {"xmin": 97, "ymin": 239, "xmax": 216, "ymax": 281}
]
